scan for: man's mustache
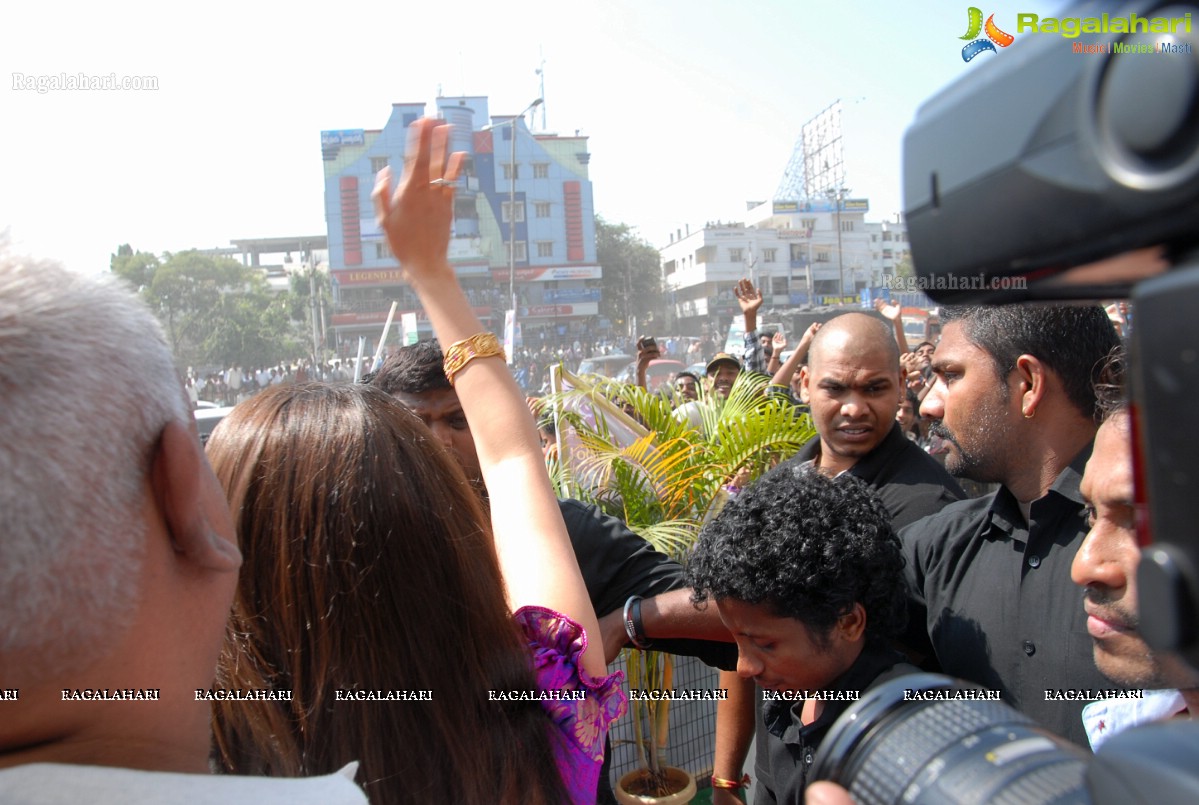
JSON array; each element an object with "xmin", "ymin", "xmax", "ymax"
[{"xmin": 928, "ymin": 420, "xmax": 955, "ymax": 442}]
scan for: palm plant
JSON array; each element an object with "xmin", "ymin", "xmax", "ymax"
[{"xmin": 546, "ymin": 366, "xmax": 815, "ymax": 796}]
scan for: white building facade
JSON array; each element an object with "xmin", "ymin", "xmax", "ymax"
[{"xmin": 660, "ymin": 200, "xmax": 911, "ymax": 334}]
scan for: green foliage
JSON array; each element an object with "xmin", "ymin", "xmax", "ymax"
[
  {"xmin": 109, "ymin": 244, "xmax": 160, "ymax": 291},
  {"xmin": 894, "ymin": 254, "xmax": 915, "ymax": 280},
  {"xmin": 596, "ymin": 216, "xmax": 662, "ymax": 333},
  {"xmin": 545, "ymin": 370, "xmax": 816, "ymax": 779},
  {"xmin": 287, "ymin": 267, "xmax": 333, "ymax": 322},
  {"xmin": 551, "ymin": 371, "xmax": 814, "ymax": 555},
  {"xmin": 112, "ymin": 246, "xmax": 305, "ymax": 369}
]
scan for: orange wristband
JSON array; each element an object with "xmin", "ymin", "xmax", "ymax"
[{"xmin": 711, "ymin": 773, "xmax": 750, "ymax": 790}]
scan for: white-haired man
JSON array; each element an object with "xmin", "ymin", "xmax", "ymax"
[{"xmin": 0, "ymin": 246, "xmax": 365, "ymax": 803}]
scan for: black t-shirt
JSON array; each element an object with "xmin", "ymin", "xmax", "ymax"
[
  {"xmin": 787, "ymin": 422, "xmax": 966, "ymax": 531},
  {"xmin": 754, "ymin": 641, "xmax": 918, "ymax": 805}
]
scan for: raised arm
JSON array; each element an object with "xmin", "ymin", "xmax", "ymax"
[
  {"xmin": 735, "ymin": 279, "xmax": 765, "ymax": 372},
  {"xmin": 634, "ymin": 336, "xmax": 661, "ymax": 389},
  {"xmin": 766, "ymin": 331, "xmax": 785, "ymax": 376},
  {"xmin": 873, "ymin": 298, "xmax": 906, "ymax": 350},
  {"xmin": 770, "ymin": 321, "xmax": 821, "ymax": 389},
  {"xmin": 372, "ymin": 118, "xmax": 604, "ymax": 678}
]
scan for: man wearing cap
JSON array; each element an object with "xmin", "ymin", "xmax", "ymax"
[
  {"xmin": 705, "ymin": 352, "xmax": 742, "ymax": 399},
  {"xmin": 672, "ymin": 351, "xmax": 740, "ymax": 432}
]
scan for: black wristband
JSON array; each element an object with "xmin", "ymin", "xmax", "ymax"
[{"xmin": 623, "ymin": 595, "xmax": 651, "ymax": 649}]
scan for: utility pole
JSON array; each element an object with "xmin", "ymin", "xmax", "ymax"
[{"xmin": 828, "ymin": 186, "xmax": 849, "ymax": 296}]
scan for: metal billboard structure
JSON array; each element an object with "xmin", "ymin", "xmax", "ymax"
[{"xmin": 774, "ymin": 99, "xmax": 845, "ymax": 202}]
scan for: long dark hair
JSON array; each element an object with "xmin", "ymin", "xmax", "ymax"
[{"xmin": 206, "ymin": 383, "xmax": 567, "ymax": 804}]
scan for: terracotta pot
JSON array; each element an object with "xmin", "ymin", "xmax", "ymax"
[{"xmin": 615, "ymin": 767, "xmax": 697, "ymax": 804}]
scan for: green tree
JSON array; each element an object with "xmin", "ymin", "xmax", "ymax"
[
  {"xmin": 596, "ymin": 216, "xmax": 662, "ymax": 336},
  {"xmin": 286, "ymin": 266, "xmax": 334, "ymax": 356},
  {"xmin": 121, "ymin": 247, "xmax": 303, "ymax": 369},
  {"xmin": 109, "ymin": 244, "xmax": 160, "ymax": 291},
  {"xmin": 894, "ymin": 254, "xmax": 915, "ymax": 280}
]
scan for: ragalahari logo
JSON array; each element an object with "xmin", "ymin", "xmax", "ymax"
[{"xmin": 960, "ymin": 7, "xmax": 1015, "ymax": 61}]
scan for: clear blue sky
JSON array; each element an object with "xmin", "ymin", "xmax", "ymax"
[{"xmin": 2, "ymin": 0, "xmax": 1066, "ymax": 272}]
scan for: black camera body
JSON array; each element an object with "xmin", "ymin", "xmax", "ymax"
[{"xmin": 904, "ymin": 0, "xmax": 1199, "ymax": 303}]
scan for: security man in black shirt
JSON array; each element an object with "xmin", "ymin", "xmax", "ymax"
[
  {"xmin": 705, "ymin": 312, "xmax": 966, "ymax": 803},
  {"xmin": 900, "ymin": 304, "xmax": 1122, "ymax": 748}
]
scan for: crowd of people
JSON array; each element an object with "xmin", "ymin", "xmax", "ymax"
[
  {"xmin": 1, "ymin": 118, "xmax": 1193, "ymax": 805},
  {"xmin": 184, "ymin": 361, "xmax": 359, "ymax": 408}
]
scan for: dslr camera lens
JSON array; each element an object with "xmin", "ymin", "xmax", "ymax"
[{"xmin": 810, "ymin": 673, "xmax": 1089, "ymax": 804}]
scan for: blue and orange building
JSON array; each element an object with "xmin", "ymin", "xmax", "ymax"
[{"xmin": 322, "ymin": 95, "xmax": 601, "ymax": 352}]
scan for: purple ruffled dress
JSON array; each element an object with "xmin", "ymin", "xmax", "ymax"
[{"xmin": 514, "ymin": 605, "xmax": 628, "ymax": 805}]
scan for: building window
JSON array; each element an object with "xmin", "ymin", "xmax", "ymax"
[
  {"xmin": 841, "ymin": 220, "xmax": 854, "ymax": 232},
  {"xmin": 370, "ymin": 156, "xmax": 389, "ymax": 174},
  {"xmin": 816, "ymin": 251, "xmax": 830, "ymax": 263},
  {"xmin": 454, "ymin": 198, "xmax": 478, "ymax": 220},
  {"xmin": 536, "ymin": 241, "xmax": 554, "ymax": 258},
  {"xmin": 375, "ymin": 242, "xmax": 389, "ymax": 259},
  {"xmin": 534, "ymin": 201, "xmax": 552, "ymax": 218},
  {"xmin": 729, "ymin": 248, "xmax": 744, "ymax": 263},
  {"xmin": 882, "ymin": 231, "xmax": 893, "ymax": 241},
  {"xmin": 501, "ymin": 201, "xmax": 525, "ymax": 223},
  {"xmin": 762, "ymin": 248, "xmax": 777, "ymax": 263},
  {"xmin": 506, "ymin": 240, "xmax": 527, "ymax": 261},
  {"xmin": 800, "ymin": 218, "xmax": 817, "ymax": 231},
  {"xmin": 502, "ymin": 163, "xmax": 520, "ymax": 180},
  {"xmin": 532, "ymin": 162, "xmax": 550, "ymax": 179}
]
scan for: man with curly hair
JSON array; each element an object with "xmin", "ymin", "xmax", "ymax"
[{"xmin": 686, "ymin": 466, "xmax": 915, "ymax": 804}]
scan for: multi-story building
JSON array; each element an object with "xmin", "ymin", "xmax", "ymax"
[
  {"xmin": 322, "ymin": 96, "xmax": 600, "ymax": 353},
  {"xmin": 742, "ymin": 198, "xmax": 876, "ymax": 295},
  {"xmin": 661, "ymin": 199, "xmax": 892, "ymax": 335},
  {"xmin": 863, "ymin": 216, "xmax": 911, "ymax": 279}
]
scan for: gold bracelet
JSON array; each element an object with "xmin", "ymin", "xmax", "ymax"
[
  {"xmin": 443, "ymin": 332, "xmax": 505, "ymax": 385},
  {"xmin": 711, "ymin": 774, "xmax": 750, "ymax": 790}
]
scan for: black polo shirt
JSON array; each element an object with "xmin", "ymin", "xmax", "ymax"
[
  {"xmin": 789, "ymin": 422, "xmax": 966, "ymax": 530},
  {"xmin": 753, "ymin": 641, "xmax": 917, "ymax": 805},
  {"xmin": 898, "ymin": 445, "xmax": 1120, "ymax": 748}
]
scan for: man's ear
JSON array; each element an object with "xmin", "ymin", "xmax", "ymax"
[
  {"xmin": 1013, "ymin": 354, "xmax": 1048, "ymax": 419},
  {"xmin": 835, "ymin": 602, "xmax": 867, "ymax": 643},
  {"xmin": 150, "ymin": 421, "xmax": 241, "ymax": 572},
  {"xmin": 799, "ymin": 365, "xmax": 812, "ymax": 404}
]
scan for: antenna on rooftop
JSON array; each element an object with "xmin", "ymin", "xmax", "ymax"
[{"xmin": 535, "ymin": 49, "xmax": 547, "ymax": 131}]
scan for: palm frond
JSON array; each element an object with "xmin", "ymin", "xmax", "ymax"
[{"xmin": 541, "ymin": 363, "xmax": 817, "ymax": 777}]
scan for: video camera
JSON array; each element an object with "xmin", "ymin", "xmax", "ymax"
[{"xmin": 811, "ymin": 2, "xmax": 1199, "ymax": 801}]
